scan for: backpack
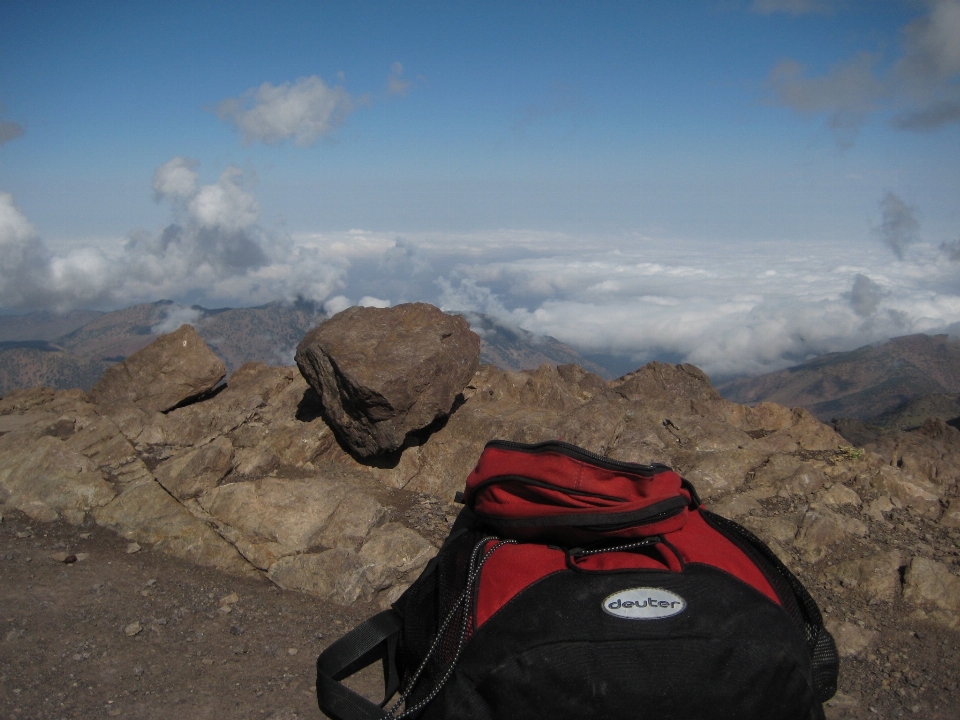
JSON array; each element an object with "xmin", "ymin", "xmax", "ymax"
[{"xmin": 317, "ymin": 440, "xmax": 839, "ymax": 720}]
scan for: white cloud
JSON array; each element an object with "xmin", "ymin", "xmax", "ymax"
[
  {"xmin": 151, "ymin": 304, "xmax": 203, "ymax": 335},
  {"xmin": 0, "ymin": 160, "xmax": 349, "ymax": 312},
  {"xmin": 152, "ymin": 157, "xmax": 198, "ymax": 200},
  {"xmin": 216, "ymin": 76, "xmax": 359, "ymax": 146},
  {"xmin": 323, "ymin": 295, "xmax": 352, "ymax": 316},
  {"xmin": 387, "ymin": 62, "xmax": 411, "ymax": 96},
  {"xmin": 358, "ymin": 296, "xmax": 391, "ymax": 308},
  {"xmin": 766, "ymin": 0, "xmax": 960, "ymax": 142}
]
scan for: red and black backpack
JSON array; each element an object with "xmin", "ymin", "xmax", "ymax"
[{"xmin": 317, "ymin": 440, "xmax": 839, "ymax": 720}]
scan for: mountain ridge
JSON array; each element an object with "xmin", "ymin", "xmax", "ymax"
[{"xmin": 0, "ymin": 300, "xmax": 613, "ymax": 395}]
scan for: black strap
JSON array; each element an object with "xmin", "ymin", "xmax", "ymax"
[{"xmin": 316, "ymin": 609, "xmax": 402, "ymax": 720}]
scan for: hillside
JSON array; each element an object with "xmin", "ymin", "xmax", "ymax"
[
  {"xmin": 718, "ymin": 334, "xmax": 960, "ymax": 425},
  {"xmin": 0, "ymin": 301, "xmax": 612, "ymax": 395}
]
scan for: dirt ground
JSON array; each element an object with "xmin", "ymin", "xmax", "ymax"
[
  {"xmin": 3, "ymin": 506, "xmax": 960, "ymax": 720},
  {"xmin": 0, "ymin": 509, "xmax": 386, "ymax": 720}
]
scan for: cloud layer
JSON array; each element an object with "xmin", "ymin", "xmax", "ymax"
[{"xmin": 3, "ymin": 165, "xmax": 960, "ymax": 379}]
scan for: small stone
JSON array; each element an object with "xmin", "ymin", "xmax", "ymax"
[
  {"xmin": 202, "ymin": 658, "xmax": 214, "ymax": 665},
  {"xmin": 126, "ymin": 542, "xmax": 141, "ymax": 554},
  {"xmin": 78, "ymin": 532, "xmax": 91, "ymax": 539},
  {"xmin": 230, "ymin": 625, "xmax": 243, "ymax": 635},
  {"xmin": 124, "ymin": 622, "xmax": 142, "ymax": 636},
  {"xmin": 145, "ymin": 578, "xmax": 157, "ymax": 587},
  {"xmin": 74, "ymin": 552, "xmax": 89, "ymax": 561},
  {"xmin": 287, "ymin": 647, "xmax": 298, "ymax": 655},
  {"xmin": 218, "ymin": 592, "xmax": 239, "ymax": 606},
  {"xmin": 218, "ymin": 605, "xmax": 232, "ymax": 614},
  {"xmin": 50, "ymin": 552, "xmax": 69, "ymax": 563}
]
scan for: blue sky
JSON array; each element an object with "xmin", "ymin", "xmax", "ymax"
[{"xmin": 1, "ymin": 1, "xmax": 959, "ymax": 377}]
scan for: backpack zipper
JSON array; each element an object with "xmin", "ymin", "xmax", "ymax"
[{"xmin": 484, "ymin": 439, "xmax": 672, "ymax": 476}]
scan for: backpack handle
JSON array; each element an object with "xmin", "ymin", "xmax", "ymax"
[{"xmin": 316, "ymin": 609, "xmax": 402, "ymax": 720}]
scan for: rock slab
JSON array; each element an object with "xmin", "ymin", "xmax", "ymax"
[
  {"xmin": 295, "ymin": 303, "xmax": 480, "ymax": 456},
  {"xmin": 89, "ymin": 324, "xmax": 226, "ymax": 413}
]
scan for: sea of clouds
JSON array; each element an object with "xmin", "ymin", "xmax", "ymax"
[{"xmin": 2, "ymin": 157, "xmax": 960, "ymax": 379}]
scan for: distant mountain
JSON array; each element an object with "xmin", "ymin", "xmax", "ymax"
[
  {"xmin": 0, "ymin": 346, "xmax": 110, "ymax": 395},
  {"xmin": 456, "ymin": 312, "xmax": 613, "ymax": 379},
  {"xmin": 0, "ymin": 302, "xmax": 613, "ymax": 395},
  {"xmin": 0, "ymin": 309, "xmax": 103, "ymax": 342},
  {"xmin": 718, "ymin": 333, "xmax": 960, "ymax": 427}
]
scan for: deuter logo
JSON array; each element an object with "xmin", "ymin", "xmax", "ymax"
[{"xmin": 602, "ymin": 588, "xmax": 686, "ymax": 620}]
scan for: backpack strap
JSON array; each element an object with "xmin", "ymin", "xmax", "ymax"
[{"xmin": 316, "ymin": 609, "xmax": 402, "ymax": 720}]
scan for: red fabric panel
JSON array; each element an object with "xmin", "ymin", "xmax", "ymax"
[
  {"xmin": 465, "ymin": 446, "xmax": 689, "ymax": 523},
  {"xmin": 475, "ymin": 542, "xmax": 567, "ymax": 630},
  {"xmin": 668, "ymin": 512, "xmax": 780, "ymax": 606},
  {"xmin": 567, "ymin": 550, "xmax": 671, "ymax": 573}
]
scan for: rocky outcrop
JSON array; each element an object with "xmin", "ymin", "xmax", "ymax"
[
  {"xmin": 89, "ymin": 324, "xmax": 225, "ymax": 413},
  {"xmin": 2, "ymin": 305, "xmax": 960, "ymax": 642},
  {"xmin": 295, "ymin": 303, "xmax": 480, "ymax": 457}
]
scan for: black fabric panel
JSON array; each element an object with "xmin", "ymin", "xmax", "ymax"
[{"xmin": 417, "ymin": 565, "xmax": 820, "ymax": 720}]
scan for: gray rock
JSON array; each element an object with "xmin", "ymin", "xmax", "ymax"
[
  {"xmin": 820, "ymin": 484, "xmax": 861, "ymax": 508},
  {"xmin": 153, "ymin": 437, "xmax": 234, "ymax": 500},
  {"xmin": 822, "ymin": 550, "xmax": 903, "ymax": 603},
  {"xmin": 357, "ymin": 522, "xmax": 438, "ymax": 592},
  {"xmin": 200, "ymin": 477, "xmax": 346, "ymax": 552},
  {"xmin": 89, "ymin": 324, "xmax": 226, "ymax": 413},
  {"xmin": 794, "ymin": 505, "xmax": 868, "ymax": 563},
  {"xmin": 267, "ymin": 549, "xmax": 369, "ymax": 605},
  {"xmin": 941, "ymin": 498, "xmax": 960, "ymax": 528},
  {"xmin": 902, "ymin": 556, "xmax": 960, "ymax": 614},
  {"xmin": 671, "ymin": 449, "xmax": 765, "ymax": 499},
  {"xmin": 825, "ymin": 620, "xmax": 879, "ymax": 658},
  {"xmin": 266, "ymin": 522, "xmax": 436, "ymax": 604},
  {"xmin": 870, "ymin": 466, "xmax": 942, "ymax": 519},
  {"xmin": 0, "ymin": 433, "xmax": 116, "ymax": 524},
  {"xmin": 741, "ymin": 515, "xmax": 801, "ymax": 545},
  {"xmin": 709, "ymin": 492, "xmax": 762, "ymax": 518},
  {"xmin": 93, "ymin": 479, "xmax": 255, "ymax": 577},
  {"xmin": 295, "ymin": 303, "xmax": 480, "ymax": 457}
]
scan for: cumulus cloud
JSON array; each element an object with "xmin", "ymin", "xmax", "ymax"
[
  {"xmin": 848, "ymin": 274, "xmax": 887, "ymax": 317},
  {"xmin": 387, "ymin": 62, "xmax": 411, "ymax": 96},
  {"xmin": 875, "ymin": 192, "xmax": 920, "ymax": 260},
  {"xmin": 152, "ymin": 156, "xmax": 198, "ymax": 200},
  {"xmin": 766, "ymin": 0, "xmax": 960, "ymax": 143},
  {"xmin": 0, "ymin": 160, "xmax": 350, "ymax": 312},
  {"xmin": 216, "ymin": 75, "xmax": 359, "ymax": 146}
]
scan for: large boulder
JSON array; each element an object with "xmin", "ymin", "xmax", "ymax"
[
  {"xmin": 89, "ymin": 324, "xmax": 226, "ymax": 413},
  {"xmin": 295, "ymin": 303, "xmax": 480, "ymax": 457}
]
